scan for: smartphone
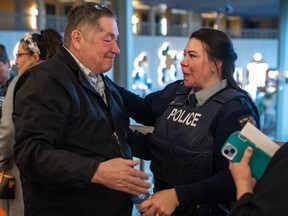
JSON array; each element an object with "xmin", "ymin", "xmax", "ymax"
[{"xmin": 221, "ymin": 131, "xmax": 272, "ymax": 180}]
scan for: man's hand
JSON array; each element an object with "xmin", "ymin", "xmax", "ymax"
[
  {"xmin": 229, "ymin": 147, "xmax": 257, "ymax": 200},
  {"xmin": 91, "ymin": 158, "xmax": 151, "ymax": 194}
]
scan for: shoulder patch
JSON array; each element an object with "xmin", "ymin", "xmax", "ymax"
[{"xmin": 239, "ymin": 115, "xmax": 257, "ymax": 127}]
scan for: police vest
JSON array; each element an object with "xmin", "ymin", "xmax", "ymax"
[{"xmin": 150, "ymin": 88, "xmax": 245, "ymax": 189}]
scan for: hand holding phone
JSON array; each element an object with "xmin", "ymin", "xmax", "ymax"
[{"xmin": 221, "ymin": 132, "xmax": 272, "ymax": 180}]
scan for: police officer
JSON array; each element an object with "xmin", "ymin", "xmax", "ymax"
[{"xmin": 116, "ymin": 28, "xmax": 260, "ymax": 216}]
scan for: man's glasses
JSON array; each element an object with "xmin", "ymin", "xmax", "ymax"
[
  {"xmin": 74, "ymin": 4, "xmax": 109, "ymax": 28},
  {"xmin": 16, "ymin": 52, "xmax": 30, "ymax": 58}
]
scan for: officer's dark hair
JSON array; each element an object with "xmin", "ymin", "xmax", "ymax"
[
  {"xmin": 64, "ymin": 2, "xmax": 116, "ymax": 47},
  {"xmin": 0, "ymin": 44, "xmax": 8, "ymax": 63},
  {"xmin": 190, "ymin": 28, "xmax": 260, "ymax": 123},
  {"xmin": 20, "ymin": 29, "xmax": 63, "ymax": 60}
]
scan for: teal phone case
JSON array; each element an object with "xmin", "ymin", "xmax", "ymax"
[{"xmin": 221, "ymin": 131, "xmax": 272, "ymax": 180}]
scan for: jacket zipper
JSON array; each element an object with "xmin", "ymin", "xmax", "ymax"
[{"xmin": 113, "ymin": 132, "xmax": 126, "ymax": 158}]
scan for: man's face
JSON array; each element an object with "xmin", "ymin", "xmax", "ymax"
[
  {"xmin": 77, "ymin": 17, "xmax": 120, "ymax": 75},
  {"xmin": 0, "ymin": 60, "xmax": 10, "ymax": 84}
]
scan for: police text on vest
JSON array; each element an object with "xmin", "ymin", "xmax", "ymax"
[{"xmin": 167, "ymin": 108, "xmax": 202, "ymax": 126}]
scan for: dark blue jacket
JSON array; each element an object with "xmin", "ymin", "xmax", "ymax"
[{"xmin": 12, "ymin": 46, "xmax": 150, "ymax": 216}]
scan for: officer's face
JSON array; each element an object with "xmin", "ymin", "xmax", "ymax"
[{"xmin": 180, "ymin": 38, "xmax": 222, "ymax": 91}]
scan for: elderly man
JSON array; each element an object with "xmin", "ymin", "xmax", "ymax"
[{"xmin": 12, "ymin": 2, "xmax": 150, "ymax": 216}]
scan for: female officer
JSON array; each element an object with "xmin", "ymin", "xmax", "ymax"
[{"xmin": 116, "ymin": 27, "xmax": 260, "ymax": 216}]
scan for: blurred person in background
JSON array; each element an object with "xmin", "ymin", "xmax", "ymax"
[
  {"xmin": 0, "ymin": 44, "xmax": 15, "ymax": 118},
  {"xmin": 0, "ymin": 29, "xmax": 63, "ymax": 216}
]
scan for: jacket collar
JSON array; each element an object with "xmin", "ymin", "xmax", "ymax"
[
  {"xmin": 57, "ymin": 45, "xmax": 99, "ymax": 93},
  {"xmin": 57, "ymin": 45, "xmax": 81, "ymax": 72}
]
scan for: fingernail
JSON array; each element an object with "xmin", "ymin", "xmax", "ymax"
[{"xmin": 247, "ymin": 146, "xmax": 253, "ymax": 152}]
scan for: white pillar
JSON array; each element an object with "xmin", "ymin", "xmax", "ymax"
[
  {"xmin": 275, "ymin": 0, "xmax": 288, "ymax": 141},
  {"xmin": 187, "ymin": 11, "xmax": 193, "ymax": 36},
  {"xmin": 111, "ymin": 0, "xmax": 134, "ymax": 89},
  {"xmin": 150, "ymin": 5, "xmax": 156, "ymax": 36},
  {"xmin": 37, "ymin": 0, "xmax": 44, "ymax": 30}
]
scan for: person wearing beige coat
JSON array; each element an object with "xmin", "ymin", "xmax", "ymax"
[{"xmin": 0, "ymin": 75, "xmax": 23, "ymax": 216}]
